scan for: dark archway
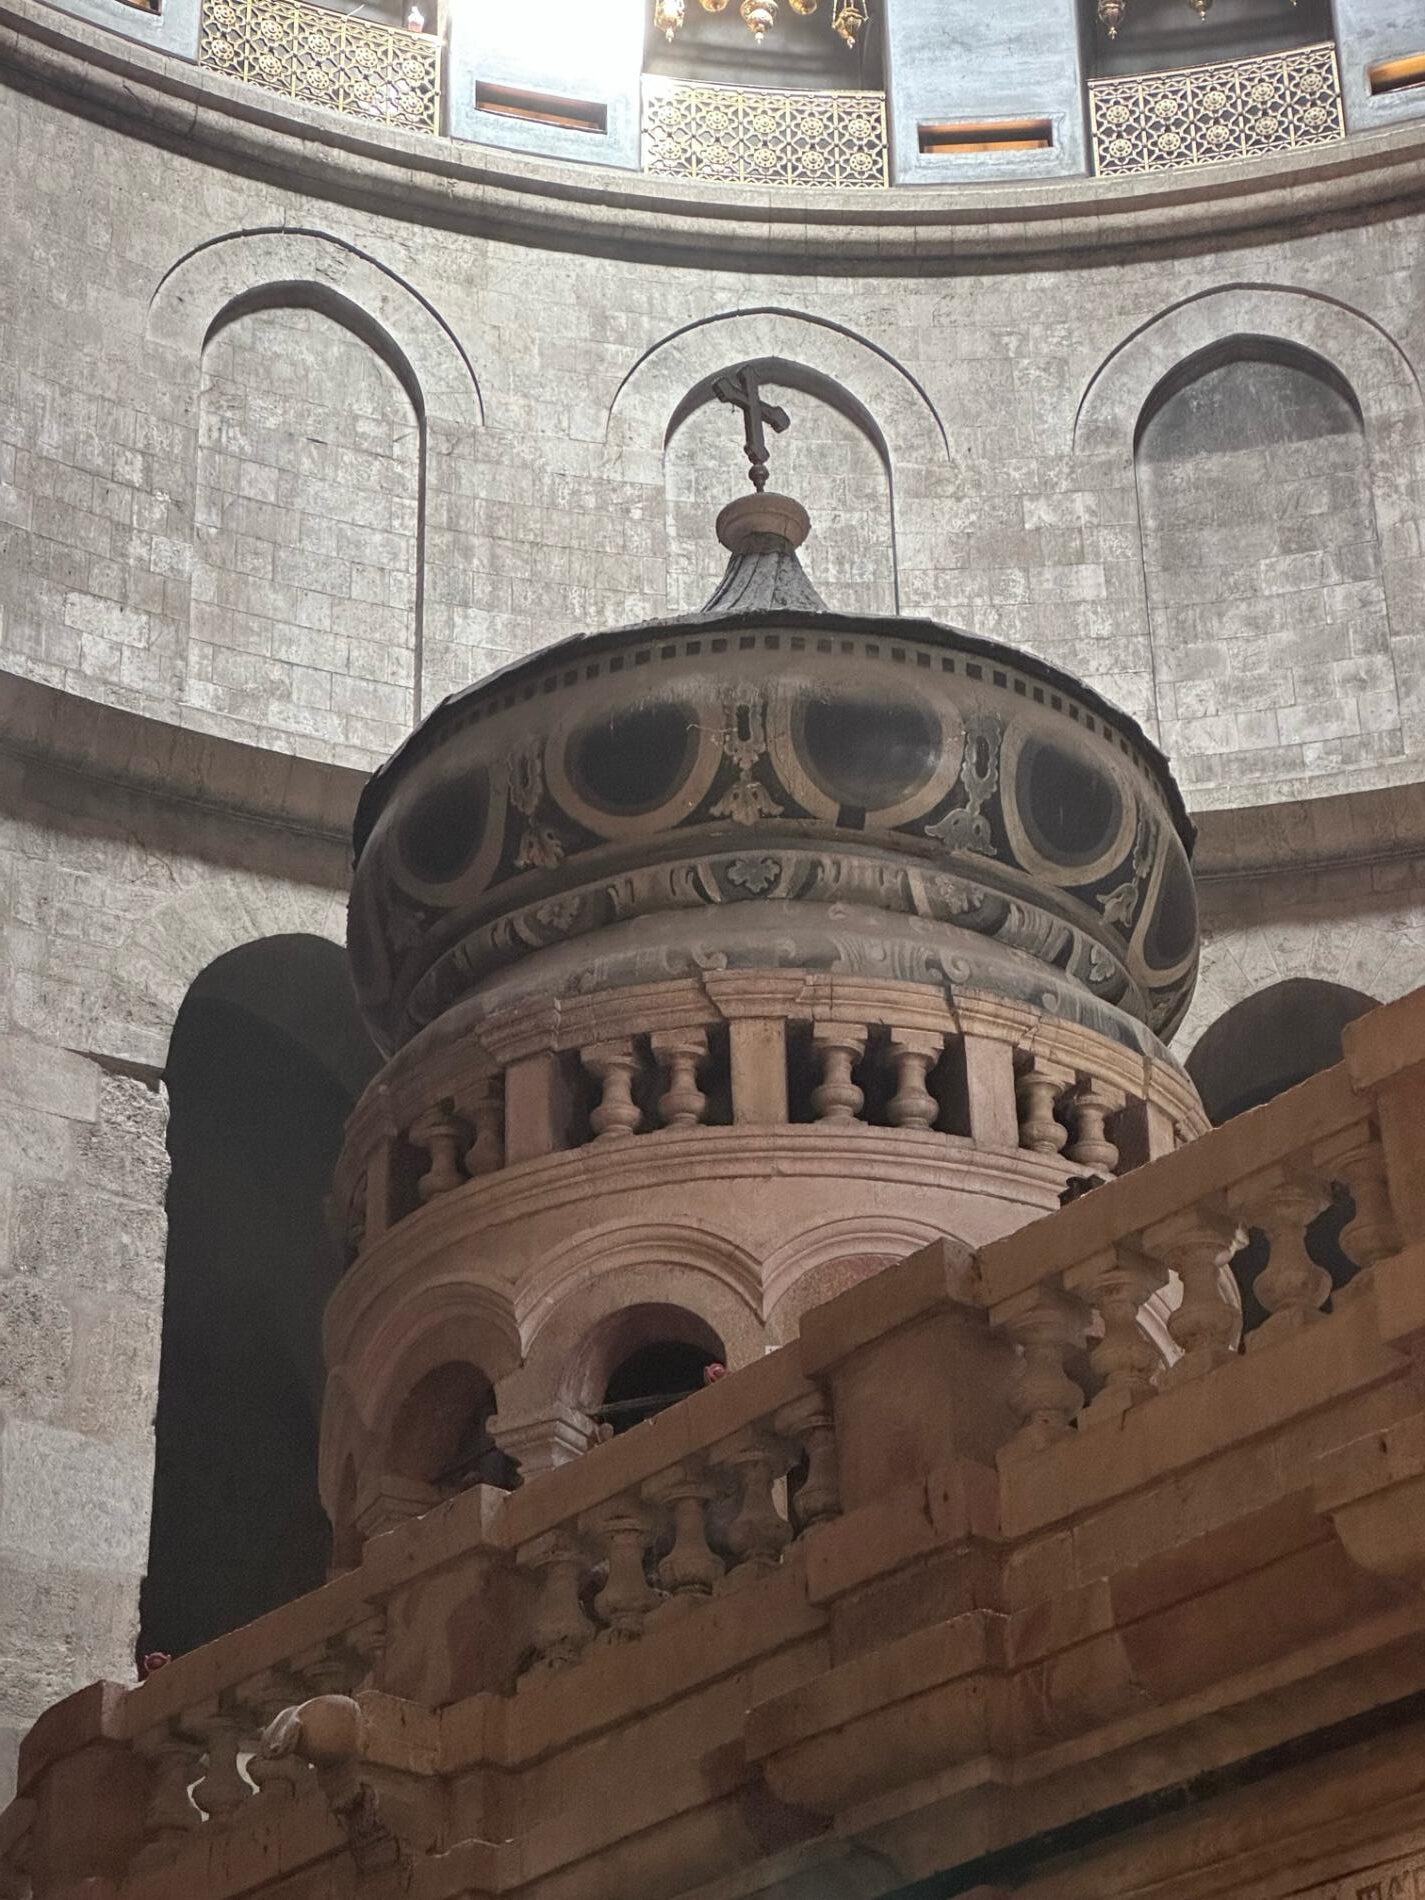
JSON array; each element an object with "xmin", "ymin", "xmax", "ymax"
[
  {"xmin": 140, "ymin": 935, "xmax": 378, "ymax": 1659},
  {"xmin": 1186, "ymin": 978, "xmax": 1378, "ymax": 1125}
]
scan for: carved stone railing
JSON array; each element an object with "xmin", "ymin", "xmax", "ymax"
[
  {"xmin": 981, "ymin": 1055, "xmax": 1398, "ymax": 1454},
  {"xmin": 1088, "ymin": 41, "xmax": 1345, "ymax": 177},
  {"xmin": 641, "ymin": 75, "xmax": 888, "ymax": 188},
  {"xmin": 198, "ymin": 0, "xmax": 440, "ymax": 134},
  {"xmin": 13, "ymin": 995, "xmax": 1425, "ymax": 1900},
  {"xmin": 331, "ymin": 975, "xmax": 1205, "ymax": 1265}
]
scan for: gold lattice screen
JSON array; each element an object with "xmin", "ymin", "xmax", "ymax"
[
  {"xmin": 1088, "ymin": 41, "xmax": 1345, "ymax": 177},
  {"xmin": 200, "ymin": 0, "xmax": 440, "ymax": 135},
  {"xmin": 642, "ymin": 75, "xmax": 887, "ymax": 188}
]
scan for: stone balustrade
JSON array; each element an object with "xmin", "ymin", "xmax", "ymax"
[
  {"xmin": 13, "ymin": 993, "xmax": 1425, "ymax": 1900},
  {"xmin": 981, "ymin": 1053, "xmax": 1399, "ymax": 1455},
  {"xmin": 332, "ymin": 975, "xmax": 1204, "ymax": 1266}
]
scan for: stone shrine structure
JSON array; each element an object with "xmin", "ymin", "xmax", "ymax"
[
  {"xmin": 12, "ymin": 0, "xmax": 1425, "ymax": 1878},
  {"xmin": 325, "ymin": 470, "xmax": 1203, "ymax": 1543}
]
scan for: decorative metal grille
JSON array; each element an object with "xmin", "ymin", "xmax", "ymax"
[
  {"xmin": 200, "ymin": 0, "xmax": 440, "ymax": 134},
  {"xmin": 641, "ymin": 75, "xmax": 887, "ymax": 188},
  {"xmin": 1088, "ymin": 41, "xmax": 1344, "ymax": 177}
]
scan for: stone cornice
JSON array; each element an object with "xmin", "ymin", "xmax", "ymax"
[{"xmin": 8, "ymin": 0, "xmax": 1425, "ymax": 268}]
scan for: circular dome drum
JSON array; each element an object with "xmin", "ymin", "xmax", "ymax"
[{"xmin": 349, "ymin": 496, "xmax": 1197, "ymax": 1055}]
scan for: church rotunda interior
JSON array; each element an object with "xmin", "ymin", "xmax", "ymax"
[{"xmin": 10, "ymin": 0, "xmax": 1425, "ymax": 1895}]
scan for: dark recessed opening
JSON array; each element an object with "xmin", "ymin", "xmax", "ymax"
[
  {"xmin": 918, "ymin": 117, "xmax": 1054, "ymax": 154},
  {"xmin": 1369, "ymin": 53, "xmax": 1425, "ymax": 95},
  {"xmin": 474, "ymin": 81, "xmax": 608, "ymax": 133},
  {"xmin": 596, "ymin": 1340, "xmax": 720, "ymax": 1434}
]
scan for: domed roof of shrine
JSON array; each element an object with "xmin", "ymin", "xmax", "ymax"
[{"xmin": 349, "ymin": 475, "xmax": 1198, "ymax": 1056}]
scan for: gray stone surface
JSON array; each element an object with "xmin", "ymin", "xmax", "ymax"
[
  {"xmin": 447, "ymin": 0, "xmax": 644, "ymax": 168},
  {"xmin": 8, "ymin": 0, "xmax": 1425, "ymax": 1806},
  {"xmin": 885, "ymin": 0, "xmax": 1088, "ymax": 182}
]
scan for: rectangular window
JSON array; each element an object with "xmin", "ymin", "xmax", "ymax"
[
  {"xmin": 473, "ymin": 81, "xmax": 607, "ymax": 134},
  {"xmin": 917, "ymin": 117, "xmax": 1054, "ymax": 154},
  {"xmin": 1368, "ymin": 53, "xmax": 1425, "ymax": 96}
]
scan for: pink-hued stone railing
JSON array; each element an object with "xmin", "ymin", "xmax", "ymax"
[{"xmin": 332, "ymin": 974, "xmax": 1205, "ymax": 1265}]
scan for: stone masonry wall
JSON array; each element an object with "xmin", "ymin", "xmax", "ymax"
[{"xmin": 8, "ymin": 14, "xmax": 1425, "ymax": 1803}]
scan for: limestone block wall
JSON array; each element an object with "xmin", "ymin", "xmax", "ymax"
[{"xmin": 10, "ymin": 0, "xmax": 1425, "ymax": 1802}]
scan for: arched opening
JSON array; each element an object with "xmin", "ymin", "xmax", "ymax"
[
  {"xmin": 1186, "ymin": 977, "xmax": 1378, "ymax": 1125},
  {"xmin": 1186, "ymin": 979, "xmax": 1380, "ymax": 1327},
  {"xmin": 1134, "ymin": 337, "xmax": 1395, "ymax": 798},
  {"xmin": 140, "ymin": 934, "xmax": 378, "ymax": 1660},
  {"xmin": 664, "ymin": 358, "xmax": 897, "ymax": 615},
  {"xmin": 599, "ymin": 1340, "xmax": 721, "ymax": 1434},
  {"xmin": 388, "ymin": 1361, "xmax": 516, "ymax": 1492},
  {"xmin": 566, "ymin": 1301, "xmax": 726, "ymax": 1436}
]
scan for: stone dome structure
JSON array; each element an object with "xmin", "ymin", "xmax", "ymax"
[
  {"xmin": 322, "ymin": 481, "xmax": 1206, "ymax": 1538},
  {"xmin": 7, "ymin": 0, "xmax": 1425, "ymax": 1802}
]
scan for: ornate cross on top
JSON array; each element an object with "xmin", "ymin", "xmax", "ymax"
[{"xmin": 713, "ymin": 364, "xmax": 790, "ymax": 493}]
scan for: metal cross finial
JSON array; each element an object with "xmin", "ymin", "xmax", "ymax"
[{"xmin": 713, "ymin": 365, "xmax": 790, "ymax": 493}]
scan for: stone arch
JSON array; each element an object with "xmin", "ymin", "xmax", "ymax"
[
  {"xmin": 512, "ymin": 1221, "xmax": 763, "ymax": 1343},
  {"xmin": 101, "ymin": 875, "xmax": 348, "ymax": 1075},
  {"xmin": 762, "ymin": 1216, "xmax": 963, "ymax": 1343},
  {"xmin": 321, "ymin": 1270, "xmax": 521, "ymax": 1532},
  {"xmin": 1185, "ymin": 977, "xmax": 1379, "ymax": 1125},
  {"xmin": 1182, "ymin": 912, "xmax": 1421, "ymax": 1059},
  {"xmin": 146, "ymin": 229, "xmax": 482, "ymax": 749},
  {"xmin": 146, "ymin": 228, "xmax": 482, "ymax": 431},
  {"xmin": 1073, "ymin": 284, "xmax": 1420, "ymax": 455},
  {"xmin": 608, "ymin": 309, "xmax": 951, "ymax": 616},
  {"xmin": 1075, "ymin": 288, "xmax": 1421, "ymax": 801}
]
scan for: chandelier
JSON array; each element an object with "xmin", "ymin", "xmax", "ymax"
[
  {"xmin": 1098, "ymin": 0, "xmax": 1290, "ymax": 32},
  {"xmin": 655, "ymin": 0, "xmax": 869, "ymax": 48}
]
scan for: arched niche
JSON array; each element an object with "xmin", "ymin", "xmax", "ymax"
[
  {"xmin": 607, "ymin": 308, "xmax": 950, "ymax": 618},
  {"xmin": 1186, "ymin": 977, "xmax": 1380, "ymax": 1125},
  {"xmin": 1133, "ymin": 336, "xmax": 1398, "ymax": 799},
  {"xmin": 146, "ymin": 227, "xmax": 483, "ymax": 758},
  {"xmin": 568, "ymin": 1302, "xmax": 725, "ymax": 1431},
  {"xmin": 140, "ymin": 933, "xmax": 379, "ymax": 1658},
  {"xmin": 665, "ymin": 356, "xmax": 897, "ymax": 615},
  {"xmin": 191, "ymin": 292, "xmax": 423, "ymax": 760}
]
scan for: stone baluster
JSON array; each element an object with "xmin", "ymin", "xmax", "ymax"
[
  {"xmin": 776, "ymin": 1393, "xmax": 840, "ymax": 1531},
  {"xmin": 460, "ymin": 1070, "xmax": 505, "ymax": 1178},
  {"xmin": 583, "ymin": 1040, "xmax": 643, "ymax": 1140},
  {"xmin": 1143, "ymin": 1205, "xmax": 1245, "ymax": 1384},
  {"xmin": 1317, "ymin": 1121, "xmax": 1400, "ymax": 1280},
  {"xmin": 1229, "ymin": 1163, "xmax": 1333, "ymax": 1347},
  {"xmin": 291, "ymin": 1637, "xmax": 357, "ymax": 1702},
  {"xmin": 887, "ymin": 1030, "xmax": 942, "ymax": 1131},
  {"xmin": 645, "ymin": 1464, "xmax": 723, "ymax": 1619},
  {"xmin": 240, "ymin": 1673, "xmax": 309, "ymax": 1804},
  {"xmin": 520, "ymin": 1529, "xmax": 595, "ymax": 1674},
  {"xmin": 587, "ymin": 1497, "xmax": 660, "ymax": 1642},
  {"xmin": 1064, "ymin": 1078, "xmax": 1123, "ymax": 1174},
  {"xmin": 996, "ymin": 1283, "xmax": 1090, "ymax": 1454},
  {"xmin": 1066, "ymin": 1244, "xmax": 1168, "ymax": 1425},
  {"xmin": 1015, "ymin": 1058, "xmax": 1071, "ymax": 1157},
  {"xmin": 189, "ymin": 1708, "xmax": 252, "ymax": 1821},
  {"xmin": 714, "ymin": 1429, "xmax": 792, "ymax": 1588},
  {"xmin": 135, "ymin": 1729, "xmax": 203, "ymax": 1863},
  {"xmin": 410, "ymin": 1100, "xmax": 467, "ymax": 1201},
  {"xmin": 810, "ymin": 1022, "xmax": 867, "ymax": 1124},
  {"xmin": 651, "ymin": 1029, "xmax": 709, "ymax": 1130}
]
